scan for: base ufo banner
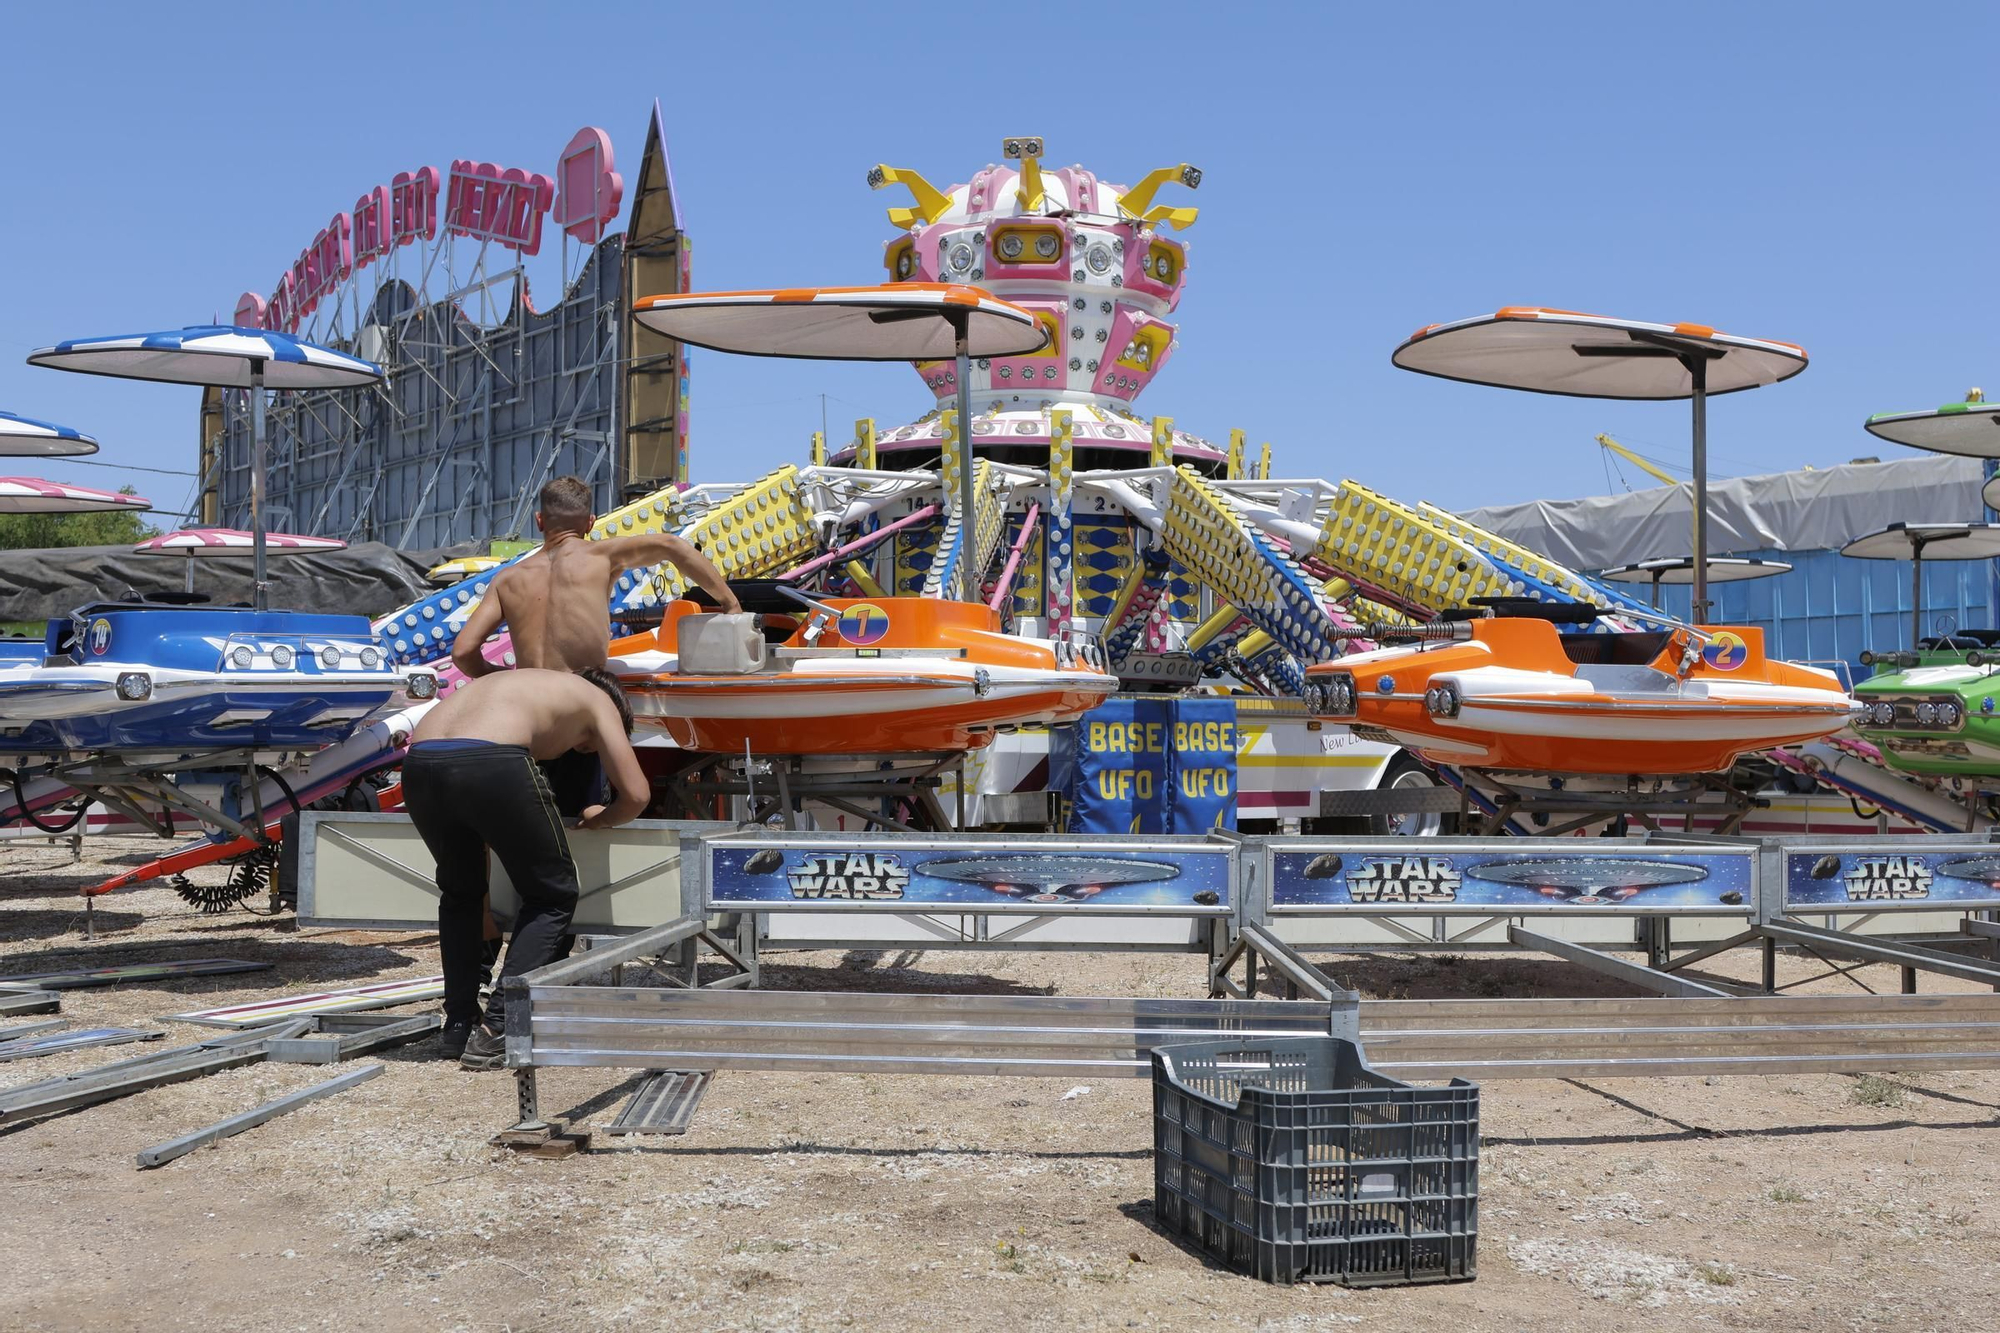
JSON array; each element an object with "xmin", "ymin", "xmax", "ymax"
[
  {"xmin": 1267, "ymin": 844, "xmax": 1755, "ymax": 913},
  {"xmin": 706, "ymin": 836, "xmax": 1233, "ymax": 913},
  {"xmin": 1785, "ymin": 847, "xmax": 2000, "ymax": 911}
]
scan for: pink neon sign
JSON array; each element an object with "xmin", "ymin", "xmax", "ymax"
[
  {"xmin": 446, "ymin": 161, "xmax": 555, "ymax": 254},
  {"xmin": 554, "ymin": 128, "xmax": 624, "ymax": 244},
  {"xmin": 238, "ymin": 131, "xmax": 618, "ymax": 333}
]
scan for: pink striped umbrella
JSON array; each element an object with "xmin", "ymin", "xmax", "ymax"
[
  {"xmin": 135, "ymin": 528, "xmax": 346, "ymax": 557},
  {"xmin": 0, "ymin": 476, "xmax": 152, "ymax": 514},
  {"xmin": 135, "ymin": 527, "xmax": 346, "ymax": 593}
]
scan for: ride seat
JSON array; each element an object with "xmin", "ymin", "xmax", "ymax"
[
  {"xmin": 1919, "ymin": 633, "xmax": 1997, "ymax": 651},
  {"xmin": 1557, "ymin": 631, "xmax": 1673, "ymax": 666}
]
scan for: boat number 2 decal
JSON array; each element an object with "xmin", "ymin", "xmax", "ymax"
[
  {"xmin": 1702, "ymin": 631, "xmax": 1747, "ymax": 671},
  {"xmin": 838, "ymin": 602, "xmax": 891, "ymax": 646}
]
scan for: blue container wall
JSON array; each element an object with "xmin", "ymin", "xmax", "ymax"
[{"xmin": 1643, "ymin": 549, "xmax": 1995, "ymax": 684}]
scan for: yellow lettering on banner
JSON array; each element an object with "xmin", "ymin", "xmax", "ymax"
[
  {"xmin": 1135, "ymin": 770, "xmax": 1154, "ymax": 800},
  {"xmin": 1173, "ymin": 722, "xmax": 1237, "ymax": 752},
  {"xmin": 1179, "ymin": 769, "xmax": 1233, "ymax": 799},
  {"xmin": 1088, "ymin": 722, "xmax": 1107, "ymax": 750},
  {"xmin": 1143, "ymin": 723, "xmax": 1165, "ymax": 753}
]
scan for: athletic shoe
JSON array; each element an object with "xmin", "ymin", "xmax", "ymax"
[
  {"xmin": 436, "ymin": 1020, "xmax": 474, "ymax": 1061},
  {"xmin": 460, "ymin": 1026, "xmax": 507, "ymax": 1071}
]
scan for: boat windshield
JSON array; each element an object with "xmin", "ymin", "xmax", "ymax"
[{"xmin": 1557, "ymin": 631, "xmax": 1672, "ymax": 667}]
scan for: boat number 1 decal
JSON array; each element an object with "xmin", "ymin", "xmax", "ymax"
[
  {"xmin": 88, "ymin": 619, "xmax": 113, "ymax": 656},
  {"xmin": 838, "ymin": 602, "xmax": 891, "ymax": 646},
  {"xmin": 1702, "ymin": 631, "xmax": 1747, "ymax": 671}
]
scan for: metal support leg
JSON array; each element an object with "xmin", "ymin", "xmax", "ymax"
[
  {"xmin": 83, "ymin": 893, "xmax": 94, "ymax": 941},
  {"xmin": 1644, "ymin": 916, "xmax": 1671, "ymax": 970},
  {"xmin": 1762, "ymin": 935, "xmax": 1777, "ymax": 994},
  {"xmin": 1902, "ymin": 966, "xmax": 1918, "ymax": 995},
  {"xmin": 513, "ymin": 1066, "xmax": 543, "ymax": 1130}
]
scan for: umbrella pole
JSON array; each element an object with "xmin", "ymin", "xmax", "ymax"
[
  {"xmin": 1911, "ymin": 541, "xmax": 1925, "ymax": 650},
  {"xmin": 249, "ymin": 357, "xmax": 268, "ymax": 612},
  {"xmin": 1651, "ymin": 570, "xmax": 1663, "ymax": 610},
  {"xmin": 952, "ymin": 312, "xmax": 975, "ymax": 602},
  {"xmin": 1689, "ymin": 355, "xmax": 1709, "ymax": 623},
  {"xmin": 184, "ymin": 556, "xmax": 195, "ymax": 596}
]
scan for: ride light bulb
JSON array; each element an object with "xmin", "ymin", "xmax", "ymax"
[
  {"xmin": 114, "ymin": 671, "xmax": 151, "ymax": 702},
  {"xmin": 271, "ymin": 645, "xmax": 294, "ymax": 668},
  {"xmin": 230, "ymin": 646, "xmax": 253, "ymax": 668},
  {"xmin": 407, "ymin": 672, "xmax": 438, "ymax": 700},
  {"xmin": 1916, "ymin": 701, "xmax": 1938, "ymax": 725}
]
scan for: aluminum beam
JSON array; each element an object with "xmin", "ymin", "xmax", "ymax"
[
  {"xmin": 1760, "ymin": 919, "xmax": 2000, "ymax": 988},
  {"xmin": 138, "ymin": 1063, "xmax": 384, "ymax": 1168},
  {"xmin": 519, "ymin": 987, "xmax": 1344, "ymax": 1079},
  {"xmin": 1507, "ymin": 925, "xmax": 1738, "ymax": 999}
]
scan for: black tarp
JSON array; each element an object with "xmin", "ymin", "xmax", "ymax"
[{"xmin": 0, "ymin": 540, "xmax": 483, "ymax": 621}]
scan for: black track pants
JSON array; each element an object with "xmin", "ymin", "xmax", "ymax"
[{"xmin": 402, "ymin": 742, "xmax": 579, "ymax": 1030}]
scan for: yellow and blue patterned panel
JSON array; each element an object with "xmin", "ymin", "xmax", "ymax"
[
  {"xmin": 1166, "ymin": 553, "xmax": 1199, "ymax": 623},
  {"xmin": 1073, "ymin": 516, "xmax": 1137, "ymax": 619},
  {"xmin": 1415, "ymin": 501, "xmax": 1650, "ymax": 617},
  {"xmin": 894, "ymin": 517, "xmax": 944, "ymax": 595},
  {"xmin": 923, "ymin": 456, "xmax": 1007, "ymax": 602},
  {"xmin": 1313, "ymin": 481, "xmax": 1519, "ymax": 615},
  {"xmin": 1046, "ymin": 410, "xmax": 1076, "ymax": 631},
  {"xmin": 1162, "ymin": 467, "xmax": 1339, "ymax": 663}
]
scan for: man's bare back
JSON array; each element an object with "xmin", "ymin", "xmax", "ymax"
[
  {"xmin": 450, "ymin": 479, "xmax": 739, "ymax": 682},
  {"xmin": 489, "ymin": 535, "xmax": 618, "ymax": 673},
  {"xmin": 412, "ymin": 668, "xmax": 618, "ymax": 759}
]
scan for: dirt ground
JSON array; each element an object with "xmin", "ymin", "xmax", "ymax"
[{"xmin": 1, "ymin": 839, "xmax": 1995, "ymax": 1333}]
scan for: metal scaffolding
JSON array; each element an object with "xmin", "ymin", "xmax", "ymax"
[{"xmin": 202, "ymin": 106, "xmax": 689, "ymax": 548}]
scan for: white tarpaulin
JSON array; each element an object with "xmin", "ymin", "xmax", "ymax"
[{"xmin": 1460, "ymin": 454, "xmax": 1985, "ymax": 571}]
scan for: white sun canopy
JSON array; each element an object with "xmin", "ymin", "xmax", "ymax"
[{"xmin": 633, "ymin": 285, "xmax": 1051, "ymax": 362}]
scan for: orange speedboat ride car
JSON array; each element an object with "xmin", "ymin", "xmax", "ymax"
[
  {"xmin": 608, "ymin": 585, "xmax": 1115, "ymax": 755},
  {"xmin": 1301, "ymin": 605, "xmax": 1858, "ymax": 775}
]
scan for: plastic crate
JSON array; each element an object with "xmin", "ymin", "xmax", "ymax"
[{"xmin": 1152, "ymin": 1036, "xmax": 1478, "ymax": 1287}]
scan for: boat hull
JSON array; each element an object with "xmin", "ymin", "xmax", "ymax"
[
  {"xmin": 610, "ymin": 596, "xmax": 1115, "ymax": 756},
  {"xmin": 1851, "ymin": 657, "xmax": 2000, "ymax": 777},
  {"xmin": 1305, "ymin": 619, "xmax": 1854, "ymax": 775},
  {"xmin": 0, "ymin": 605, "xmax": 426, "ymax": 755}
]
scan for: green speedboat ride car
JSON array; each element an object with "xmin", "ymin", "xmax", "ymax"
[{"xmin": 1852, "ymin": 631, "xmax": 2000, "ymax": 776}]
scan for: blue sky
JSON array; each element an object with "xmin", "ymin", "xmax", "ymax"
[{"xmin": 1, "ymin": 2, "xmax": 1994, "ymax": 528}]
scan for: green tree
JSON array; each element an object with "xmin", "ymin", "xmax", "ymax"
[{"xmin": 0, "ymin": 489, "xmax": 161, "ymax": 551}]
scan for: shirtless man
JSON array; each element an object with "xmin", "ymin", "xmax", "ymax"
[
  {"xmin": 402, "ymin": 667, "xmax": 648, "ymax": 1069},
  {"xmin": 452, "ymin": 475, "xmax": 740, "ymax": 679},
  {"xmin": 451, "ymin": 475, "xmax": 739, "ymax": 813}
]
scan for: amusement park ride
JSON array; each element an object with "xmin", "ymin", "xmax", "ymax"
[{"xmin": 7, "ymin": 129, "xmax": 2000, "ymax": 940}]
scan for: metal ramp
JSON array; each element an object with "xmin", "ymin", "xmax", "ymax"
[{"xmin": 603, "ymin": 1071, "xmax": 711, "ymax": 1136}]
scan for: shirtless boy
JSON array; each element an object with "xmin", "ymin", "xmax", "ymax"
[
  {"xmin": 402, "ymin": 667, "xmax": 648, "ymax": 1068},
  {"xmin": 452, "ymin": 475, "xmax": 739, "ymax": 678}
]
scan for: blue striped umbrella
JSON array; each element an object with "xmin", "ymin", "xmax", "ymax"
[
  {"xmin": 26, "ymin": 326, "xmax": 380, "ymax": 390},
  {"xmin": 0, "ymin": 410, "xmax": 98, "ymax": 458},
  {"xmin": 27, "ymin": 326, "xmax": 382, "ymax": 608}
]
